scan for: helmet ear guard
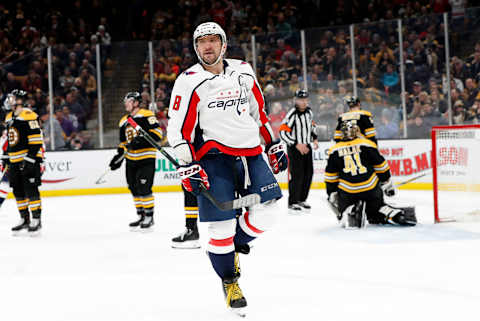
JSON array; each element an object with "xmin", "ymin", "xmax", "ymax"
[{"xmin": 193, "ymin": 22, "xmax": 227, "ymax": 66}]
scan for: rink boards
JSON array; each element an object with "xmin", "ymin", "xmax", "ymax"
[{"xmin": 26, "ymin": 139, "xmax": 433, "ymax": 197}]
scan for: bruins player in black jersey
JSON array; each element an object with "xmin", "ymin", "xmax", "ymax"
[
  {"xmin": 109, "ymin": 92, "xmax": 163, "ymax": 229},
  {"xmin": 325, "ymin": 120, "xmax": 416, "ymax": 228},
  {"xmin": 334, "ymin": 96, "xmax": 377, "ymax": 144},
  {"xmin": 3, "ymin": 89, "xmax": 44, "ymax": 234}
]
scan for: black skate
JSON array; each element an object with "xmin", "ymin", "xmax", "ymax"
[
  {"xmin": 12, "ymin": 216, "xmax": 30, "ymax": 235},
  {"xmin": 171, "ymin": 228, "xmax": 200, "ymax": 249},
  {"xmin": 28, "ymin": 218, "xmax": 42, "ymax": 236},
  {"xmin": 298, "ymin": 201, "xmax": 311, "ymax": 212},
  {"xmin": 288, "ymin": 203, "xmax": 303, "ymax": 215},
  {"xmin": 140, "ymin": 215, "xmax": 154, "ymax": 230},
  {"xmin": 222, "ymin": 274, "xmax": 247, "ymax": 317},
  {"xmin": 129, "ymin": 215, "xmax": 144, "ymax": 229}
]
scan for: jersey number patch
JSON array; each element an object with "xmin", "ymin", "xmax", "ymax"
[
  {"xmin": 172, "ymin": 95, "xmax": 182, "ymax": 111},
  {"xmin": 343, "ymin": 153, "xmax": 367, "ymax": 176}
]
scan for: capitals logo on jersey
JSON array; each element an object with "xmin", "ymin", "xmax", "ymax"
[{"xmin": 207, "ymin": 74, "xmax": 249, "ymax": 116}]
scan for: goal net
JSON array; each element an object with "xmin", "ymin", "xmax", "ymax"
[{"xmin": 431, "ymin": 125, "xmax": 480, "ymax": 223}]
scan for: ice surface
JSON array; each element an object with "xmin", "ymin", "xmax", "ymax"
[{"xmin": 1, "ymin": 189, "xmax": 480, "ymax": 321}]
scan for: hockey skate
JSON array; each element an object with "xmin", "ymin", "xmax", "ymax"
[
  {"xmin": 28, "ymin": 218, "xmax": 42, "ymax": 236},
  {"xmin": 380, "ymin": 205, "xmax": 417, "ymax": 226},
  {"xmin": 129, "ymin": 214, "xmax": 144, "ymax": 230},
  {"xmin": 12, "ymin": 213, "xmax": 30, "ymax": 236},
  {"xmin": 297, "ymin": 201, "xmax": 311, "ymax": 212},
  {"xmin": 171, "ymin": 228, "xmax": 200, "ymax": 249},
  {"xmin": 140, "ymin": 215, "xmax": 154, "ymax": 231},
  {"xmin": 288, "ymin": 203, "xmax": 303, "ymax": 215},
  {"xmin": 222, "ymin": 273, "xmax": 247, "ymax": 317}
]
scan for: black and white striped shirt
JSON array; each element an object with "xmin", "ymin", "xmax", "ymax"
[{"xmin": 279, "ymin": 106, "xmax": 317, "ymax": 146}]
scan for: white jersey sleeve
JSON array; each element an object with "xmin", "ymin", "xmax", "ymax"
[{"xmin": 166, "ymin": 71, "xmax": 200, "ymax": 164}]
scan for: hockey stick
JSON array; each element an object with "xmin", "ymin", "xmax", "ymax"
[
  {"xmin": 394, "ymin": 170, "xmax": 430, "ymax": 188},
  {"xmin": 0, "ymin": 164, "xmax": 8, "ymax": 182},
  {"xmin": 126, "ymin": 117, "xmax": 261, "ymax": 211},
  {"xmin": 95, "ymin": 168, "xmax": 111, "ymax": 184},
  {"xmin": 95, "ymin": 153, "xmax": 125, "ymax": 184}
]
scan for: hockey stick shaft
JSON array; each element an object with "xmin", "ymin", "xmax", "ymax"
[
  {"xmin": 95, "ymin": 168, "xmax": 111, "ymax": 184},
  {"xmin": 126, "ymin": 117, "xmax": 260, "ymax": 211},
  {"xmin": 394, "ymin": 171, "xmax": 430, "ymax": 187}
]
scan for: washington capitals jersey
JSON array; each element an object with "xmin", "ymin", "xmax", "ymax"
[
  {"xmin": 167, "ymin": 59, "xmax": 275, "ymax": 161},
  {"xmin": 334, "ymin": 110, "xmax": 377, "ymax": 144},
  {"xmin": 324, "ymin": 138, "xmax": 390, "ymax": 195},
  {"xmin": 5, "ymin": 108, "xmax": 44, "ymax": 163},
  {"xmin": 118, "ymin": 109, "xmax": 163, "ymax": 161}
]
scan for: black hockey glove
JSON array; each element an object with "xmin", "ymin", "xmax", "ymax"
[
  {"xmin": 127, "ymin": 136, "xmax": 144, "ymax": 150},
  {"xmin": 177, "ymin": 162, "xmax": 210, "ymax": 196},
  {"xmin": 265, "ymin": 140, "xmax": 288, "ymax": 174},
  {"xmin": 109, "ymin": 148, "xmax": 125, "ymax": 171}
]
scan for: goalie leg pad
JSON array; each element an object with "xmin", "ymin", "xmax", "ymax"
[
  {"xmin": 341, "ymin": 201, "xmax": 366, "ymax": 229},
  {"xmin": 379, "ymin": 205, "xmax": 417, "ymax": 226}
]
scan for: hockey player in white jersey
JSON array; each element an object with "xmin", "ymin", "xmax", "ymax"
[{"xmin": 167, "ymin": 22, "xmax": 288, "ymax": 316}]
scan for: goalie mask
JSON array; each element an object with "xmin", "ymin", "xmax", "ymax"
[
  {"xmin": 3, "ymin": 89, "xmax": 28, "ymax": 111},
  {"xmin": 340, "ymin": 120, "xmax": 360, "ymax": 141},
  {"xmin": 193, "ymin": 22, "xmax": 227, "ymax": 66}
]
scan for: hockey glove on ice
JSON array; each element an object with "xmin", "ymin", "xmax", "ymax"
[
  {"xmin": 381, "ymin": 179, "xmax": 396, "ymax": 197},
  {"xmin": 109, "ymin": 148, "xmax": 125, "ymax": 171},
  {"xmin": 177, "ymin": 162, "xmax": 210, "ymax": 196},
  {"xmin": 266, "ymin": 140, "xmax": 288, "ymax": 174}
]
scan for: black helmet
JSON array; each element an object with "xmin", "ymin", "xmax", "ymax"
[
  {"xmin": 123, "ymin": 91, "xmax": 141, "ymax": 103},
  {"xmin": 3, "ymin": 89, "xmax": 28, "ymax": 111},
  {"xmin": 340, "ymin": 120, "xmax": 360, "ymax": 141},
  {"xmin": 294, "ymin": 89, "xmax": 309, "ymax": 98},
  {"xmin": 344, "ymin": 95, "xmax": 360, "ymax": 108}
]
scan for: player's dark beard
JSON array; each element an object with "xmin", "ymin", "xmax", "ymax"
[{"xmin": 201, "ymin": 50, "xmax": 220, "ymax": 65}]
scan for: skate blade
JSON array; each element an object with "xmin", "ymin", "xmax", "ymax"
[
  {"xmin": 12, "ymin": 229, "xmax": 29, "ymax": 237},
  {"xmin": 171, "ymin": 240, "xmax": 201, "ymax": 249},
  {"xmin": 229, "ymin": 307, "xmax": 247, "ymax": 318},
  {"xmin": 288, "ymin": 209, "xmax": 303, "ymax": 215},
  {"xmin": 28, "ymin": 230, "xmax": 42, "ymax": 237},
  {"xmin": 139, "ymin": 227, "xmax": 154, "ymax": 233}
]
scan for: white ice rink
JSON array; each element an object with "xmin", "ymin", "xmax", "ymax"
[{"xmin": 1, "ymin": 189, "xmax": 479, "ymax": 321}]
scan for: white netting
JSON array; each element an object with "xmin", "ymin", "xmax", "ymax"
[{"xmin": 433, "ymin": 126, "xmax": 480, "ymax": 222}]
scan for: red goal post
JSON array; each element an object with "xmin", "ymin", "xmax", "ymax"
[{"xmin": 431, "ymin": 124, "xmax": 480, "ymax": 223}]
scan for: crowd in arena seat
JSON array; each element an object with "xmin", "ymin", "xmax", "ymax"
[
  {"xmin": 2, "ymin": 0, "xmax": 480, "ymax": 149},
  {"xmin": 0, "ymin": 1, "xmax": 113, "ymax": 150}
]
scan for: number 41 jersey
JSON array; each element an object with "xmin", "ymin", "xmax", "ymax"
[{"xmin": 324, "ymin": 138, "xmax": 390, "ymax": 195}]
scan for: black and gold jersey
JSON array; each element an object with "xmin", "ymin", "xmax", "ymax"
[
  {"xmin": 324, "ymin": 138, "xmax": 390, "ymax": 195},
  {"xmin": 5, "ymin": 108, "xmax": 44, "ymax": 163},
  {"xmin": 334, "ymin": 110, "xmax": 377, "ymax": 144},
  {"xmin": 118, "ymin": 109, "xmax": 163, "ymax": 161}
]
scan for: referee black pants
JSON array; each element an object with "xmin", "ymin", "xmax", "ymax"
[{"xmin": 287, "ymin": 145, "xmax": 313, "ymax": 205}]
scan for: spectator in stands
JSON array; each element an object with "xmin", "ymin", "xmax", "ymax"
[
  {"xmin": 382, "ymin": 64, "xmax": 399, "ymax": 95},
  {"xmin": 78, "ymin": 69, "xmax": 97, "ymax": 101},
  {"xmin": 55, "ymin": 107, "xmax": 75, "ymax": 142},
  {"xmin": 64, "ymin": 91, "xmax": 86, "ymax": 130},
  {"xmin": 41, "ymin": 110, "xmax": 66, "ymax": 150},
  {"xmin": 62, "ymin": 105, "xmax": 79, "ymax": 131},
  {"xmin": 22, "ymin": 69, "xmax": 42, "ymax": 93},
  {"xmin": 377, "ymin": 108, "xmax": 399, "ymax": 139},
  {"xmin": 5, "ymin": 72, "xmax": 20, "ymax": 93}
]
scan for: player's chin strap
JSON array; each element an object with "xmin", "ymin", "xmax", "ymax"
[{"xmin": 240, "ymin": 156, "xmax": 251, "ymax": 189}]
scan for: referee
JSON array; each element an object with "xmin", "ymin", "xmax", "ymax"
[{"xmin": 279, "ymin": 89, "xmax": 318, "ymax": 213}]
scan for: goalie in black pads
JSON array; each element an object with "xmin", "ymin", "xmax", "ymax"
[{"xmin": 325, "ymin": 120, "xmax": 416, "ymax": 228}]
